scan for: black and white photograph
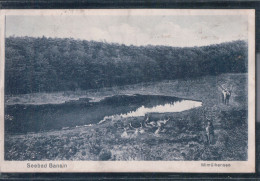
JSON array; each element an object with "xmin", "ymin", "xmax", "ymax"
[{"xmin": 0, "ymin": 9, "xmax": 255, "ymax": 172}]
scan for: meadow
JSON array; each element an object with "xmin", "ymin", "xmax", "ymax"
[{"xmin": 5, "ymin": 73, "xmax": 248, "ymax": 161}]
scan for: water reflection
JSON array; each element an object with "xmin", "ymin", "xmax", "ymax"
[
  {"xmin": 121, "ymin": 100, "xmax": 202, "ymax": 118},
  {"xmin": 99, "ymin": 99, "xmax": 202, "ymax": 124},
  {"xmin": 6, "ymin": 94, "xmax": 202, "ymax": 133}
]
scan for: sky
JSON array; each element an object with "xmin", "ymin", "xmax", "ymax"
[{"xmin": 6, "ymin": 15, "xmax": 248, "ymax": 47}]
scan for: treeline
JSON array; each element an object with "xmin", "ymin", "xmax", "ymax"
[{"xmin": 5, "ymin": 36, "xmax": 247, "ymax": 94}]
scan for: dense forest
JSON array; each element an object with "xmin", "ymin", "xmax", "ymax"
[{"xmin": 5, "ymin": 36, "xmax": 247, "ymax": 95}]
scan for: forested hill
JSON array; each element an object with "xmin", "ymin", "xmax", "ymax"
[{"xmin": 5, "ymin": 36, "xmax": 247, "ymax": 94}]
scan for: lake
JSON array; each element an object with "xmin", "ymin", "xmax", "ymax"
[{"xmin": 5, "ymin": 94, "xmax": 202, "ymax": 134}]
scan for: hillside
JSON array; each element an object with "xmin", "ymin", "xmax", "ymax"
[
  {"xmin": 5, "ymin": 37, "xmax": 248, "ymax": 94},
  {"xmin": 5, "ymin": 73, "xmax": 248, "ymax": 161}
]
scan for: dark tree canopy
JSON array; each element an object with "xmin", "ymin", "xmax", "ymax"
[{"xmin": 5, "ymin": 36, "xmax": 248, "ymax": 95}]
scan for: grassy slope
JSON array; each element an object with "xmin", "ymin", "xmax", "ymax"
[{"xmin": 5, "ymin": 73, "xmax": 248, "ymax": 161}]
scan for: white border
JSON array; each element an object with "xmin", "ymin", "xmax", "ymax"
[{"xmin": 0, "ymin": 9, "xmax": 255, "ymax": 173}]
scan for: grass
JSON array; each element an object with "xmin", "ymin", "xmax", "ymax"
[{"xmin": 5, "ymin": 73, "xmax": 248, "ymax": 161}]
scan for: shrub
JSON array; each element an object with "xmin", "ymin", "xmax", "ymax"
[{"xmin": 99, "ymin": 150, "xmax": 112, "ymax": 161}]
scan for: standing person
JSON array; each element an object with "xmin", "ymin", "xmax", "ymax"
[
  {"xmin": 206, "ymin": 120, "xmax": 214, "ymax": 144},
  {"xmin": 221, "ymin": 89, "xmax": 226, "ymax": 104}
]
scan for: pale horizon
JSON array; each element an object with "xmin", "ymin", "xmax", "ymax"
[{"xmin": 6, "ymin": 15, "xmax": 248, "ymax": 47}]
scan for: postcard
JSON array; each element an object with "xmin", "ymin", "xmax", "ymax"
[{"xmin": 0, "ymin": 9, "xmax": 255, "ymax": 173}]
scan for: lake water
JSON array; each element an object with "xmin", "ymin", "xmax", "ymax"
[
  {"xmin": 121, "ymin": 100, "xmax": 202, "ymax": 117},
  {"xmin": 5, "ymin": 94, "xmax": 202, "ymax": 134},
  {"xmin": 99, "ymin": 99, "xmax": 202, "ymax": 124}
]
